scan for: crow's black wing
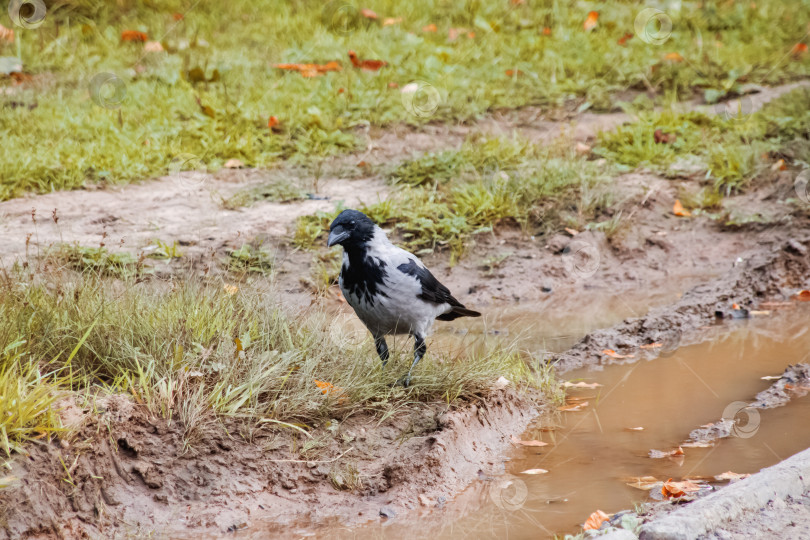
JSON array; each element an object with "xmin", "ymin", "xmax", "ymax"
[{"xmin": 397, "ymin": 259, "xmax": 480, "ymax": 320}]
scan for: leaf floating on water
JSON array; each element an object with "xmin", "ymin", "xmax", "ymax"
[
  {"xmin": 649, "ymin": 446, "xmax": 684, "ymax": 458},
  {"xmin": 558, "ymin": 401, "xmax": 589, "ymax": 412},
  {"xmin": 761, "ymin": 375, "xmax": 782, "ymax": 380},
  {"xmin": 714, "ymin": 471, "xmax": 751, "ymax": 481},
  {"xmin": 625, "ymin": 476, "xmax": 661, "ymax": 490},
  {"xmin": 521, "ymin": 468, "xmax": 549, "ymax": 475},
  {"xmin": 640, "ymin": 343, "xmax": 662, "ymax": 350},
  {"xmin": 661, "ymin": 478, "xmax": 702, "ymax": 499},
  {"xmin": 563, "ymin": 381, "xmax": 602, "ymax": 389},
  {"xmin": 510, "ymin": 435, "xmax": 548, "ymax": 447},
  {"xmin": 625, "ymin": 426, "xmax": 644, "ymax": 431},
  {"xmin": 583, "ymin": 509, "xmax": 609, "ymax": 530},
  {"xmin": 681, "ymin": 440, "xmax": 714, "ymax": 448}
]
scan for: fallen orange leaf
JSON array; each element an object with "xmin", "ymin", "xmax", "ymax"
[
  {"xmin": 664, "ymin": 52, "xmax": 684, "ymax": 62},
  {"xmin": 422, "ymin": 23, "xmax": 438, "ymax": 33},
  {"xmin": 274, "ymin": 61, "xmax": 342, "ymax": 77},
  {"xmin": 583, "ymin": 510, "xmax": 609, "ymax": 530},
  {"xmin": 542, "ymin": 27, "xmax": 552, "ymax": 36},
  {"xmin": 640, "ymin": 343, "xmax": 662, "ymax": 349},
  {"xmin": 714, "ymin": 471, "xmax": 751, "ymax": 481},
  {"xmin": 770, "ymin": 158, "xmax": 787, "ymax": 171},
  {"xmin": 650, "ymin": 446, "xmax": 684, "ymax": 458},
  {"xmin": 602, "ymin": 349, "xmax": 635, "ymax": 359},
  {"xmin": 583, "ymin": 11, "xmax": 599, "ymax": 31},
  {"xmin": 268, "ymin": 116, "xmax": 279, "ymax": 129},
  {"xmin": 558, "ymin": 401, "xmax": 589, "ymax": 412},
  {"xmin": 673, "ymin": 199, "xmax": 691, "ymax": 217},
  {"xmin": 625, "ymin": 476, "xmax": 660, "ymax": 489},
  {"xmin": 510, "ymin": 435, "xmax": 548, "ymax": 447},
  {"xmin": 172, "ymin": 13, "xmax": 184, "ymax": 21},
  {"xmin": 654, "ymin": 129, "xmax": 676, "ymax": 144},
  {"xmin": 794, "ymin": 290, "xmax": 810, "ymax": 301},
  {"xmin": 360, "ymin": 8, "xmax": 378, "ymax": 20},
  {"xmin": 121, "ymin": 30, "xmax": 148, "ymax": 42},
  {"xmin": 662, "ymin": 478, "xmax": 702, "ymax": 499},
  {"xmin": 383, "ymin": 17, "xmax": 402, "ymax": 26},
  {"xmin": 348, "ymin": 50, "xmax": 387, "ymax": 71},
  {"xmin": 618, "ymin": 32, "xmax": 633, "ymax": 46},
  {"xmin": 505, "ymin": 69, "xmax": 523, "ymax": 77},
  {"xmin": 563, "ymin": 381, "xmax": 602, "ymax": 389},
  {"xmin": 791, "ymin": 43, "xmax": 808, "ymax": 57},
  {"xmin": 387, "ymin": 81, "xmax": 398, "ymax": 88}
]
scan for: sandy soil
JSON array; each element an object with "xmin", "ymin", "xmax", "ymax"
[{"xmin": 1, "ymin": 82, "xmax": 809, "ymax": 538}]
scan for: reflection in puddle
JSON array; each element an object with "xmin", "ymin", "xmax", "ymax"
[{"xmin": 297, "ymin": 303, "xmax": 810, "ymax": 539}]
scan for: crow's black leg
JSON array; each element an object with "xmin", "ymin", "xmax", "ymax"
[
  {"xmin": 400, "ymin": 334, "xmax": 426, "ymax": 387},
  {"xmin": 374, "ymin": 336, "xmax": 390, "ymax": 367}
]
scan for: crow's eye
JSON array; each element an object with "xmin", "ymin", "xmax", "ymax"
[{"xmin": 350, "ymin": 220, "xmax": 356, "ymax": 226}]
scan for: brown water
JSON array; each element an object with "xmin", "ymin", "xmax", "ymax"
[{"xmin": 293, "ymin": 303, "xmax": 810, "ymax": 540}]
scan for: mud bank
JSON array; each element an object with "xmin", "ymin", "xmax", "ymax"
[{"xmin": 0, "ymin": 389, "xmax": 539, "ymax": 539}]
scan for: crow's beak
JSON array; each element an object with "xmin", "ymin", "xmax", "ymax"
[{"xmin": 327, "ymin": 226, "xmax": 350, "ymax": 247}]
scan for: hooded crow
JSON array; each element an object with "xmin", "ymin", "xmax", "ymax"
[{"xmin": 327, "ymin": 209, "xmax": 481, "ymax": 386}]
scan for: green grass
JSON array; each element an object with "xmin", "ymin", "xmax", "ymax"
[
  {"xmin": 296, "ymin": 134, "xmax": 612, "ymax": 259},
  {"xmin": 595, "ymin": 86, "xmax": 810, "ymax": 195},
  {"xmin": 1, "ymin": 0, "xmax": 809, "ymax": 198},
  {"xmin": 0, "ymin": 266, "xmax": 554, "ymax": 448}
]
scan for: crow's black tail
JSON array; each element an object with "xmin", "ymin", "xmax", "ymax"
[{"xmin": 437, "ymin": 306, "xmax": 482, "ymax": 321}]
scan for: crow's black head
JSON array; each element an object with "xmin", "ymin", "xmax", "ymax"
[{"xmin": 327, "ymin": 209, "xmax": 377, "ymax": 249}]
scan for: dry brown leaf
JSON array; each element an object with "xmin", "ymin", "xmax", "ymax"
[
  {"xmin": 654, "ymin": 129, "xmax": 676, "ymax": 144},
  {"xmin": 360, "ymin": 8, "xmax": 378, "ymax": 20},
  {"xmin": 274, "ymin": 61, "xmax": 342, "ymax": 77},
  {"xmin": 681, "ymin": 440, "xmax": 714, "ymax": 448},
  {"xmin": 664, "ymin": 52, "xmax": 684, "ymax": 62},
  {"xmin": 662, "ymin": 478, "xmax": 702, "ymax": 499},
  {"xmin": 791, "ymin": 43, "xmax": 808, "ymax": 57},
  {"xmin": 794, "ymin": 290, "xmax": 810, "ymax": 301},
  {"xmin": 771, "ymin": 158, "xmax": 787, "ymax": 171},
  {"xmin": 542, "ymin": 27, "xmax": 552, "ymax": 36},
  {"xmin": 618, "ymin": 32, "xmax": 633, "ymax": 46},
  {"xmin": 649, "ymin": 446, "xmax": 684, "ymax": 458},
  {"xmin": 625, "ymin": 476, "xmax": 661, "ymax": 490},
  {"xmin": 575, "ymin": 141, "xmax": 592, "ymax": 155},
  {"xmin": 602, "ymin": 349, "xmax": 635, "ymax": 359},
  {"xmin": 558, "ymin": 401, "xmax": 589, "ymax": 412},
  {"xmin": 510, "ymin": 435, "xmax": 548, "ymax": 447},
  {"xmin": 673, "ymin": 199, "xmax": 691, "ymax": 217},
  {"xmin": 422, "ymin": 23, "xmax": 438, "ymax": 33},
  {"xmin": 563, "ymin": 381, "xmax": 602, "ymax": 389},
  {"xmin": 583, "ymin": 11, "xmax": 599, "ymax": 32},
  {"xmin": 348, "ymin": 50, "xmax": 387, "ymax": 71},
  {"xmin": 714, "ymin": 471, "xmax": 751, "ymax": 481},
  {"xmin": 564, "ymin": 227, "xmax": 579, "ymax": 236},
  {"xmin": 121, "ymin": 30, "xmax": 148, "ymax": 42},
  {"xmin": 583, "ymin": 509, "xmax": 609, "ymax": 530},
  {"xmin": 521, "ymin": 468, "xmax": 549, "ymax": 475}
]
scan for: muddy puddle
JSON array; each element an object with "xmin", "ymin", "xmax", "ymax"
[{"xmin": 238, "ymin": 303, "xmax": 810, "ymax": 539}]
